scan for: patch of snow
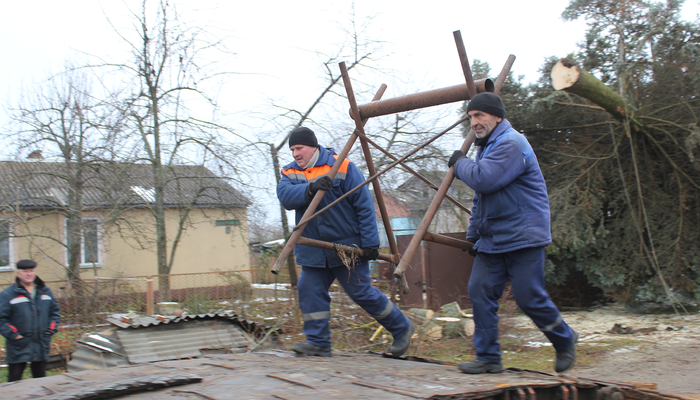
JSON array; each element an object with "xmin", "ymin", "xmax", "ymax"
[{"xmin": 524, "ymin": 341, "xmax": 552, "ymax": 348}]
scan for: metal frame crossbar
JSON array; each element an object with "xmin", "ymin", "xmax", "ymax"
[{"xmin": 271, "ymin": 30, "xmax": 515, "ymax": 295}]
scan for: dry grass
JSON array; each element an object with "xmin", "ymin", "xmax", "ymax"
[{"xmin": 271, "ymin": 297, "xmax": 648, "ymax": 374}]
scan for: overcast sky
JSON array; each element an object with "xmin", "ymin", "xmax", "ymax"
[
  {"xmin": 1, "ymin": 0, "xmax": 698, "ymax": 230},
  {"xmin": 2, "ymin": 0, "xmax": 698, "ymax": 136}
]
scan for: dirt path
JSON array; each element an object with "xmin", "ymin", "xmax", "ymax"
[{"xmin": 508, "ymin": 304, "xmax": 700, "ymax": 397}]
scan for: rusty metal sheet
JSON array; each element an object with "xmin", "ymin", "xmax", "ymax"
[
  {"xmin": 1, "ymin": 352, "xmax": 687, "ymax": 400},
  {"xmin": 398, "ymin": 232, "xmax": 474, "ymax": 311}
]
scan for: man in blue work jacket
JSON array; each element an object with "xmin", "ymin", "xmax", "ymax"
[
  {"xmin": 448, "ymin": 93, "xmax": 577, "ymax": 374},
  {"xmin": 0, "ymin": 259, "xmax": 60, "ymax": 381},
  {"xmin": 277, "ymin": 126, "xmax": 414, "ymax": 357}
]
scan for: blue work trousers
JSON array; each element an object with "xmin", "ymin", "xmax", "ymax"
[
  {"xmin": 297, "ymin": 260, "xmax": 410, "ymax": 348},
  {"xmin": 469, "ymin": 246, "xmax": 575, "ymax": 363}
]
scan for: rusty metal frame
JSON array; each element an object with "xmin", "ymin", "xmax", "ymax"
[{"xmin": 271, "ymin": 30, "xmax": 516, "ymax": 295}]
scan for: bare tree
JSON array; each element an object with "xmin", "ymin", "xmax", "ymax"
[
  {"xmin": 252, "ymin": 7, "xmax": 384, "ymax": 287},
  {"xmin": 2, "ymin": 66, "xmax": 125, "ymax": 307},
  {"xmin": 94, "ymin": 0, "xmax": 249, "ymax": 300}
]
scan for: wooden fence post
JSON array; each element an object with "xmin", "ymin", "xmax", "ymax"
[{"xmin": 146, "ymin": 278, "xmax": 154, "ymax": 316}]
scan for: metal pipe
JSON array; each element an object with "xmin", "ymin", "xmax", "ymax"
[
  {"xmin": 454, "ymin": 30, "xmax": 477, "ymax": 98},
  {"xmin": 422, "ymin": 232, "xmax": 473, "ymax": 251},
  {"xmin": 494, "ymin": 54, "xmax": 516, "ymax": 95},
  {"xmin": 342, "ymin": 65, "xmax": 410, "ymax": 294},
  {"xmin": 294, "ymin": 115, "xmax": 469, "ymax": 229},
  {"xmin": 270, "ymin": 74, "xmax": 387, "ymax": 275},
  {"xmin": 394, "ymin": 52, "xmax": 516, "ymax": 280},
  {"xmin": 356, "ymin": 79, "xmax": 493, "ymax": 120},
  {"xmin": 296, "ymin": 237, "xmax": 399, "ymax": 264},
  {"xmin": 353, "ymin": 129, "xmax": 471, "ymax": 214},
  {"xmin": 394, "ymin": 129, "xmax": 476, "ymax": 278}
]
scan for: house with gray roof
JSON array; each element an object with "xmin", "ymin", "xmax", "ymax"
[{"xmin": 0, "ymin": 161, "xmax": 251, "ymax": 293}]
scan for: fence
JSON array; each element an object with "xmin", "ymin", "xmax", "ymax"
[{"xmin": 0, "ymin": 269, "xmax": 302, "ymax": 328}]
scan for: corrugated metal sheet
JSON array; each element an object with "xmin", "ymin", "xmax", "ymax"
[
  {"xmin": 105, "ymin": 313, "xmax": 234, "ymax": 328},
  {"xmin": 69, "ymin": 342, "xmax": 129, "ymax": 372},
  {"xmin": 116, "ymin": 319, "xmax": 253, "ymax": 364},
  {"xmin": 67, "ymin": 314, "xmax": 268, "ymax": 372}
]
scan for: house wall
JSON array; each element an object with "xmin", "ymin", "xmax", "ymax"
[
  {"xmin": 86, "ymin": 207, "xmax": 250, "ymax": 285},
  {"xmin": 0, "ymin": 210, "xmax": 66, "ymax": 283},
  {"xmin": 430, "ymin": 207, "xmax": 470, "ymax": 234},
  {"xmin": 0, "ymin": 207, "xmax": 250, "ymax": 290}
]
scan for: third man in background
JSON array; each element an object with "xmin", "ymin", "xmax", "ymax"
[{"xmin": 0, "ymin": 259, "xmax": 60, "ymax": 381}]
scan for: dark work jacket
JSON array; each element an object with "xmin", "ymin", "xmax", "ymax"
[
  {"xmin": 0, "ymin": 276, "xmax": 60, "ymax": 363},
  {"xmin": 453, "ymin": 119, "xmax": 552, "ymax": 253},
  {"xmin": 277, "ymin": 146, "xmax": 379, "ymax": 267}
]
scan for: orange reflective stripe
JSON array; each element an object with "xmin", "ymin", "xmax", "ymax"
[
  {"xmin": 283, "ymin": 164, "xmax": 333, "ymax": 180},
  {"xmin": 283, "ymin": 156, "xmax": 351, "ymax": 181},
  {"xmin": 332, "ymin": 155, "xmax": 351, "ymax": 173}
]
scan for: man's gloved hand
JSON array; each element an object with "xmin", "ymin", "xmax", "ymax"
[
  {"xmin": 362, "ymin": 247, "xmax": 379, "ymax": 260},
  {"xmin": 466, "ymin": 237, "xmax": 478, "ymax": 257},
  {"xmin": 448, "ymin": 150, "xmax": 466, "ymax": 168},
  {"xmin": 309, "ymin": 175, "xmax": 333, "ymax": 194}
]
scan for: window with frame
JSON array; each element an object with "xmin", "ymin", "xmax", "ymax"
[
  {"xmin": 0, "ymin": 220, "xmax": 11, "ymax": 271},
  {"xmin": 67, "ymin": 218, "xmax": 102, "ymax": 267}
]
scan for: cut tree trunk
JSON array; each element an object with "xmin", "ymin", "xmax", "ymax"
[
  {"xmin": 439, "ymin": 301, "xmax": 467, "ymax": 319},
  {"xmin": 408, "ymin": 308, "xmax": 435, "ymax": 326},
  {"xmin": 551, "ymin": 58, "xmax": 640, "ymax": 129},
  {"xmin": 433, "ymin": 317, "xmax": 475, "ymax": 338}
]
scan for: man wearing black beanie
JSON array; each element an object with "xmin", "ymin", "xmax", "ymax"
[
  {"xmin": 447, "ymin": 93, "xmax": 578, "ymax": 375},
  {"xmin": 288, "ymin": 126, "xmax": 318, "ymax": 149},
  {"xmin": 277, "ymin": 126, "xmax": 414, "ymax": 358}
]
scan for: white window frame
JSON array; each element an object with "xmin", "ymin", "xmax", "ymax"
[
  {"xmin": 0, "ymin": 219, "xmax": 12, "ymax": 272},
  {"xmin": 66, "ymin": 217, "xmax": 103, "ymax": 268}
]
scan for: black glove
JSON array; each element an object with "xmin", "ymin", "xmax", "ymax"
[
  {"xmin": 466, "ymin": 241, "xmax": 477, "ymax": 257},
  {"xmin": 448, "ymin": 150, "xmax": 465, "ymax": 168},
  {"xmin": 309, "ymin": 176, "xmax": 332, "ymax": 194},
  {"xmin": 362, "ymin": 247, "xmax": 379, "ymax": 260}
]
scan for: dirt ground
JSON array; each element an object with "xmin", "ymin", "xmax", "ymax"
[{"xmin": 504, "ymin": 304, "xmax": 700, "ymax": 398}]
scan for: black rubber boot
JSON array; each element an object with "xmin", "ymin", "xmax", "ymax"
[
  {"xmin": 459, "ymin": 360, "xmax": 504, "ymax": 374},
  {"xmin": 555, "ymin": 330, "xmax": 579, "ymax": 373},
  {"xmin": 390, "ymin": 320, "xmax": 415, "ymax": 357},
  {"xmin": 292, "ymin": 342, "xmax": 332, "ymax": 357}
]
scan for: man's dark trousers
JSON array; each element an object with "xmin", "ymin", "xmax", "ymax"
[
  {"xmin": 297, "ymin": 260, "xmax": 411, "ymax": 348},
  {"xmin": 8, "ymin": 361, "xmax": 46, "ymax": 381},
  {"xmin": 469, "ymin": 246, "xmax": 575, "ymax": 363}
]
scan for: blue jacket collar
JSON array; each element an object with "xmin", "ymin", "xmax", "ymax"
[
  {"xmin": 480, "ymin": 119, "xmax": 512, "ymax": 148},
  {"xmin": 315, "ymin": 147, "xmax": 337, "ymax": 167}
]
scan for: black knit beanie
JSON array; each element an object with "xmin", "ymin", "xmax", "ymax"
[
  {"xmin": 288, "ymin": 127, "xmax": 318, "ymax": 148},
  {"xmin": 466, "ymin": 92, "xmax": 506, "ymax": 118}
]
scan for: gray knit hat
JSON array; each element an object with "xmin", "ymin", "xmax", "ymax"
[{"xmin": 466, "ymin": 92, "xmax": 506, "ymax": 118}]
